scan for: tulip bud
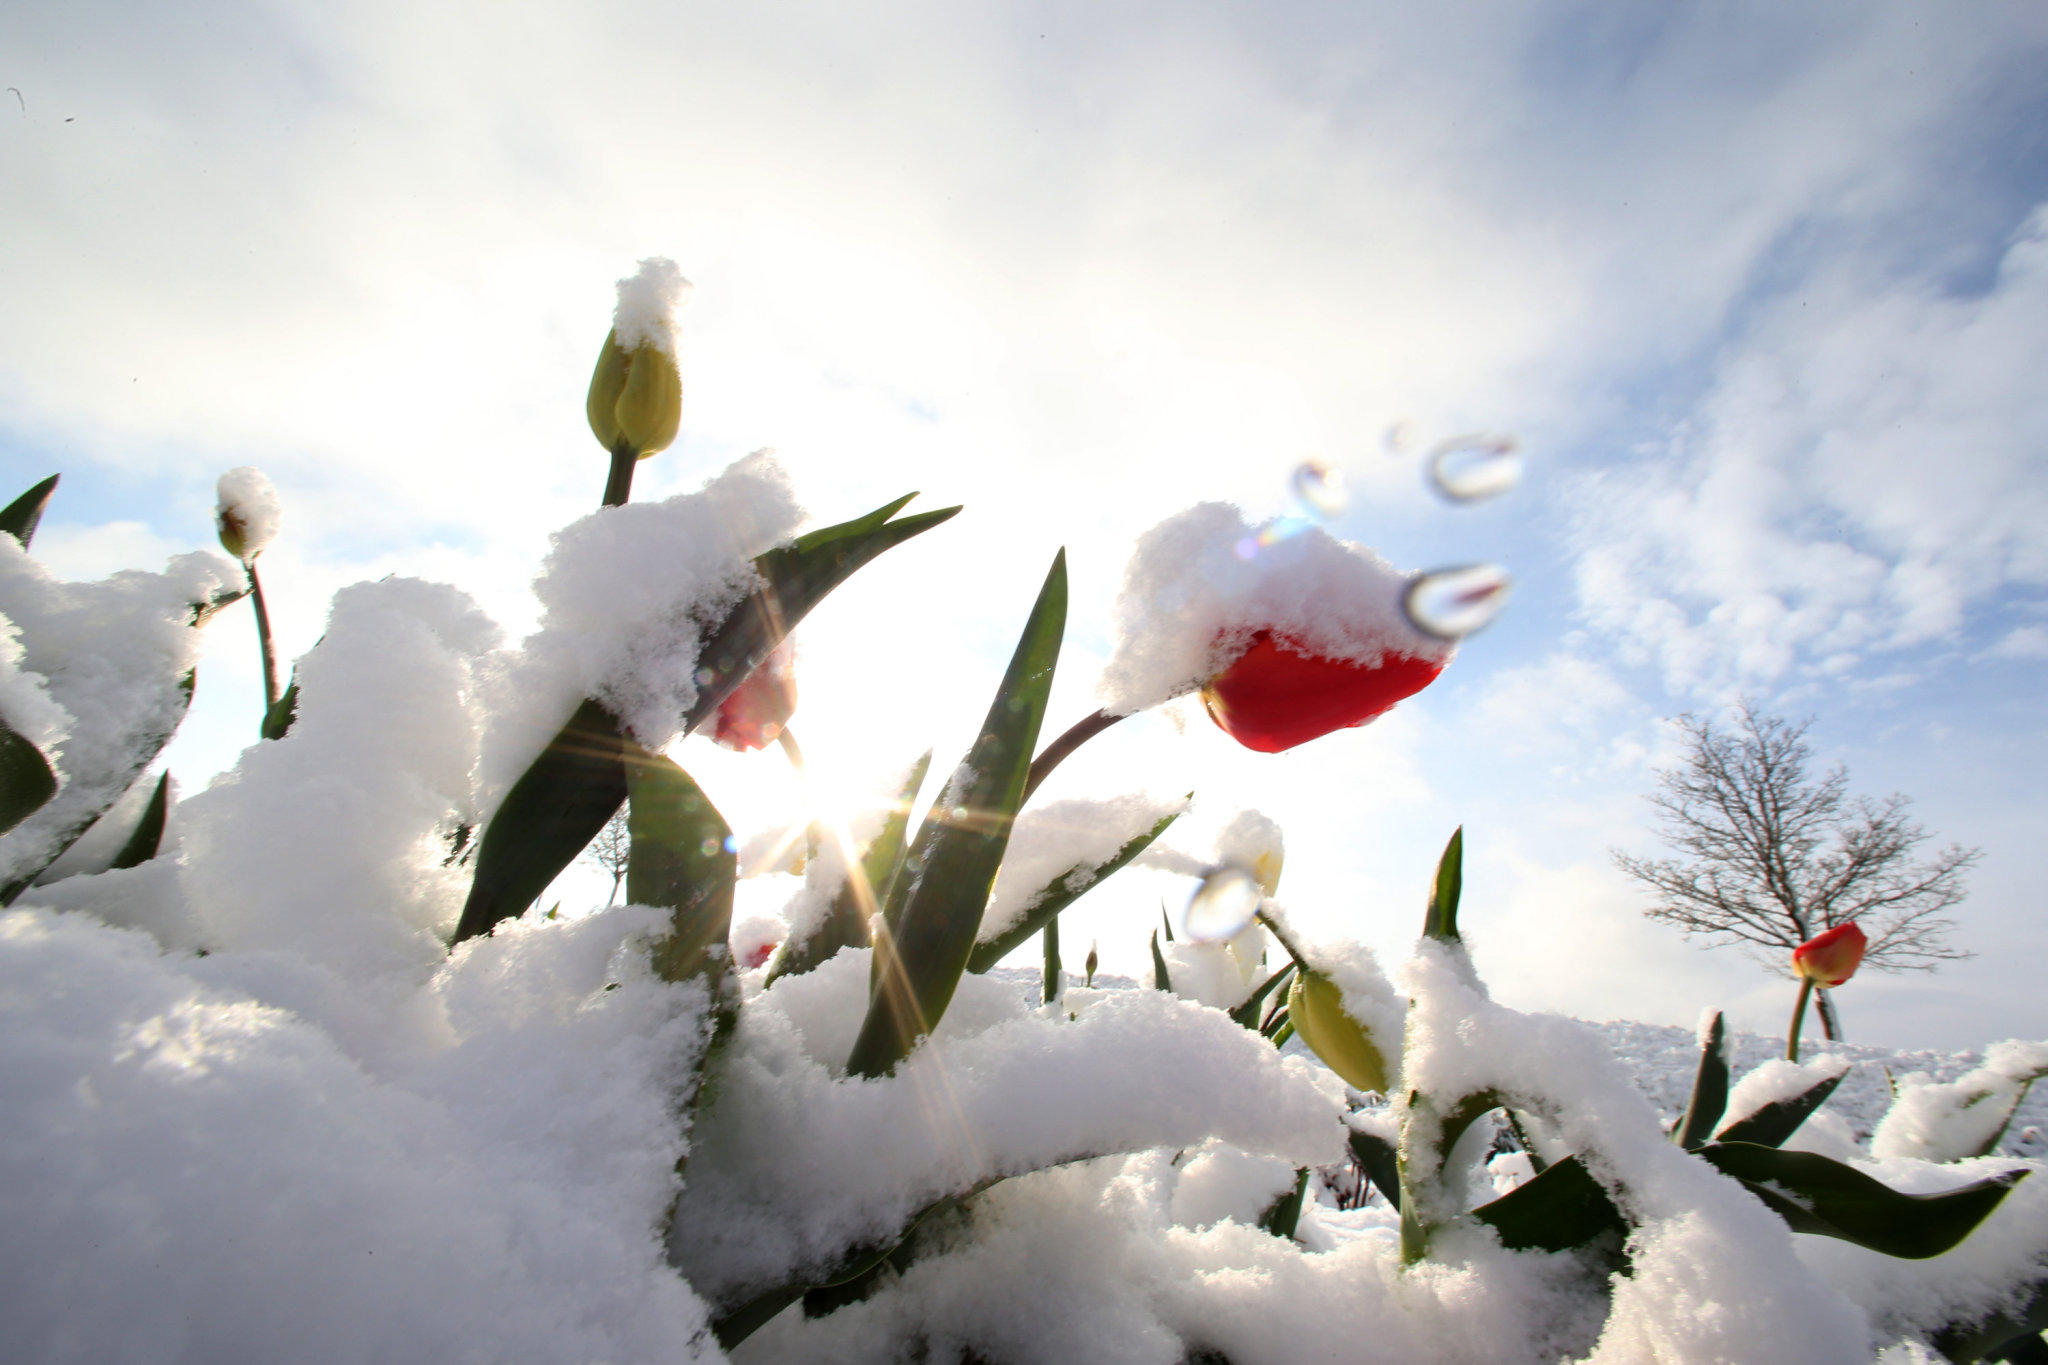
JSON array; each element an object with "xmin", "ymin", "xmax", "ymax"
[
  {"xmin": 214, "ymin": 467, "xmax": 281, "ymax": 563},
  {"xmin": 1085, "ymin": 941, "xmax": 1099, "ymax": 988},
  {"xmin": 710, "ymin": 641, "xmax": 798, "ymax": 753},
  {"xmin": 1200, "ymin": 631, "xmax": 1446, "ymax": 754},
  {"xmin": 1792, "ymin": 921, "xmax": 1867, "ymax": 987},
  {"xmin": 587, "ymin": 259, "xmax": 689, "ymax": 461},
  {"xmin": 1287, "ymin": 967, "xmax": 1392, "ymax": 1093}
]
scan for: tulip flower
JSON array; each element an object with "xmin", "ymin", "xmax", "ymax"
[
  {"xmin": 589, "ymin": 258, "xmax": 689, "ymax": 506},
  {"xmin": 710, "ymin": 642, "xmax": 798, "ymax": 753},
  {"xmin": 1287, "ymin": 967, "xmax": 1393, "ymax": 1094},
  {"xmin": 1786, "ymin": 921, "xmax": 1866, "ymax": 1061},
  {"xmin": 1199, "ymin": 631, "xmax": 1446, "ymax": 754},
  {"xmin": 1792, "ymin": 921, "xmax": 1867, "ymax": 987}
]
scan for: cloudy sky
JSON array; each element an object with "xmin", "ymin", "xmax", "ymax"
[{"xmin": 4, "ymin": 0, "xmax": 2045, "ymax": 1050}]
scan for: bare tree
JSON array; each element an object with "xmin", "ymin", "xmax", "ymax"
[
  {"xmin": 1613, "ymin": 703, "xmax": 1977, "ymax": 1041},
  {"xmin": 583, "ymin": 807, "xmax": 631, "ymax": 908}
]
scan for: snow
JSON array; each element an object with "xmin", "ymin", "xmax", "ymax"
[
  {"xmin": 978, "ymin": 793, "xmax": 1187, "ymax": 945},
  {"xmin": 1872, "ymin": 1039, "xmax": 2048, "ymax": 1163},
  {"xmin": 214, "ymin": 465, "xmax": 282, "ymax": 559},
  {"xmin": 612, "ymin": 256, "xmax": 692, "ymax": 353},
  {"xmin": 1097, "ymin": 502, "xmax": 1453, "ymax": 716},
  {"xmin": 8, "ymin": 462, "xmax": 2048, "ymax": 1362},
  {"xmin": 475, "ymin": 450, "xmax": 803, "ymax": 794}
]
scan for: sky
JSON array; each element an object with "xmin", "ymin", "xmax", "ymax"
[{"xmin": 3, "ymin": 0, "xmax": 2045, "ymax": 1050}]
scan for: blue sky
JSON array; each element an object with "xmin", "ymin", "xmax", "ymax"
[{"xmin": 3, "ymin": 0, "xmax": 2045, "ymax": 1049}]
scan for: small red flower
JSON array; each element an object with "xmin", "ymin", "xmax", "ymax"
[
  {"xmin": 711, "ymin": 643, "xmax": 797, "ymax": 752},
  {"xmin": 1792, "ymin": 922, "xmax": 1867, "ymax": 987},
  {"xmin": 1199, "ymin": 631, "xmax": 1446, "ymax": 754},
  {"xmin": 741, "ymin": 939, "xmax": 779, "ymax": 970}
]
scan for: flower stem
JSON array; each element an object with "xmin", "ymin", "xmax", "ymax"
[
  {"xmin": 1042, "ymin": 917, "xmax": 1061, "ymax": 1007},
  {"xmin": 246, "ymin": 558, "xmax": 281, "ymax": 722},
  {"xmin": 1786, "ymin": 976, "xmax": 1815, "ymax": 1062},
  {"xmin": 1022, "ymin": 708, "xmax": 1125, "ymax": 803},
  {"xmin": 602, "ymin": 443, "xmax": 637, "ymax": 507},
  {"xmin": 775, "ymin": 726, "xmax": 806, "ymax": 774}
]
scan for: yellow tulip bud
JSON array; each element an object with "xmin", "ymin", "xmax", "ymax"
[
  {"xmin": 587, "ymin": 329, "xmax": 682, "ymax": 460},
  {"xmin": 1288, "ymin": 967, "xmax": 1390, "ymax": 1093}
]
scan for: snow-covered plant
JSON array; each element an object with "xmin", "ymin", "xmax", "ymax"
[{"xmin": 7, "ymin": 260, "xmax": 2048, "ymax": 1363}]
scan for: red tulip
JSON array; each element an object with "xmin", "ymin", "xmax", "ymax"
[
  {"xmin": 1792, "ymin": 922, "xmax": 1867, "ymax": 987},
  {"xmin": 710, "ymin": 643, "xmax": 797, "ymax": 752},
  {"xmin": 1199, "ymin": 631, "xmax": 1446, "ymax": 754}
]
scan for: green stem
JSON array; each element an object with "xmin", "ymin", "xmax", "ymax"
[
  {"xmin": 1042, "ymin": 917, "xmax": 1061, "ymax": 1007},
  {"xmin": 602, "ymin": 442, "xmax": 638, "ymax": 507},
  {"xmin": 1022, "ymin": 708, "xmax": 1125, "ymax": 803},
  {"xmin": 246, "ymin": 558, "xmax": 281, "ymax": 721},
  {"xmin": 1786, "ymin": 976, "xmax": 1815, "ymax": 1062}
]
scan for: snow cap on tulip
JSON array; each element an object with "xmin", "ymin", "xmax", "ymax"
[
  {"xmin": 1096, "ymin": 503, "xmax": 1450, "ymax": 751},
  {"xmin": 215, "ymin": 467, "xmax": 282, "ymax": 562},
  {"xmin": 1792, "ymin": 921, "xmax": 1867, "ymax": 987}
]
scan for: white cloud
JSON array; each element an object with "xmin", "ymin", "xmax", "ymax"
[{"xmin": 1572, "ymin": 206, "xmax": 2048, "ymax": 697}]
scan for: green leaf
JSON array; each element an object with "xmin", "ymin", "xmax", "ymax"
[
  {"xmin": 1713, "ymin": 1068, "xmax": 1846, "ymax": 1149},
  {"xmin": 846, "ymin": 551, "xmax": 1066, "ymax": 1078},
  {"xmin": 0, "ymin": 720, "xmax": 58, "ymax": 836},
  {"xmin": 1470, "ymin": 1155, "xmax": 1628, "ymax": 1252},
  {"xmin": 1261, "ymin": 1006, "xmax": 1291, "ymax": 1042},
  {"xmin": 681, "ymin": 497, "xmax": 959, "ymax": 742},
  {"xmin": 1933, "ymin": 1274, "xmax": 2048, "ymax": 1363},
  {"xmin": 452, "ymin": 700, "xmax": 628, "ymax": 943},
  {"xmin": 1, "ymin": 668, "xmax": 195, "ymax": 906},
  {"xmin": 1150, "ymin": 927, "xmax": 1173, "ymax": 992},
  {"xmin": 769, "ymin": 751, "xmax": 931, "ymax": 986},
  {"xmin": 1229, "ymin": 959, "xmax": 1298, "ymax": 1031},
  {"xmin": 1698, "ymin": 1141, "xmax": 2026, "ymax": 1259},
  {"xmin": 1674, "ymin": 1011, "xmax": 1730, "ymax": 1150},
  {"xmin": 1347, "ymin": 1126, "xmax": 1403, "ymax": 1212},
  {"xmin": 1256, "ymin": 1167, "xmax": 1312, "ymax": 1241},
  {"xmin": 1423, "ymin": 826, "xmax": 1463, "ymax": 943},
  {"xmin": 965, "ymin": 803, "xmax": 1184, "ymax": 973},
  {"xmin": 1160, "ymin": 905, "xmax": 1175, "ymax": 943},
  {"xmin": 455, "ymin": 498, "xmax": 952, "ymax": 947},
  {"xmin": 261, "ymin": 677, "xmax": 298, "ymax": 741},
  {"xmin": 108, "ymin": 771, "xmax": 171, "ymax": 869},
  {"xmin": 625, "ymin": 745, "xmax": 736, "ymax": 986},
  {"xmin": 0, "ymin": 475, "xmax": 58, "ymax": 549}
]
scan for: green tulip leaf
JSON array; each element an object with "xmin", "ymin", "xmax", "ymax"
[
  {"xmin": 770, "ymin": 751, "xmax": 931, "ymax": 986},
  {"xmin": 453, "ymin": 700, "xmax": 629, "ymax": 943},
  {"xmin": 846, "ymin": 551, "xmax": 1065, "ymax": 1078},
  {"xmin": 0, "ymin": 475, "xmax": 59, "ymax": 549},
  {"xmin": 1674, "ymin": 1011, "xmax": 1731, "ymax": 1150},
  {"xmin": 1713, "ymin": 1067, "xmax": 1846, "ymax": 1149},
  {"xmin": 1470, "ymin": 1154, "xmax": 1628, "ymax": 1253},
  {"xmin": 1256, "ymin": 1167, "xmax": 1312, "ymax": 1241},
  {"xmin": 2, "ymin": 668, "xmax": 195, "ymax": 906},
  {"xmin": 0, "ymin": 720, "xmax": 58, "ymax": 837},
  {"xmin": 261, "ymin": 677, "xmax": 299, "ymax": 741},
  {"xmin": 625, "ymin": 745, "xmax": 736, "ymax": 986},
  {"xmin": 1699, "ymin": 1141, "xmax": 2026, "ymax": 1259},
  {"xmin": 680, "ymin": 496, "xmax": 959, "ymax": 742},
  {"xmin": 108, "ymin": 771, "xmax": 171, "ymax": 869},
  {"xmin": 1347, "ymin": 1126, "xmax": 1403, "ymax": 1212},
  {"xmin": 1230, "ymin": 959, "xmax": 1297, "ymax": 1031},
  {"xmin": 965, "ymin": 802, "xmax": 1183, "ymax": 973},
  {"xmin": 1423, "ymin": 826, "xmax": 1463, "ymax": 944},
  {"xmin": 458, "ymin": 497, "xmax": 952, "ymax": 946},
  {"xmin": 1931, "ymin": 1273, "xmax": 2048, "ymax": 1363},
  {"xmin": 1150, "ymin": 927, "xmax": 1173, "ymax": 993}
]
